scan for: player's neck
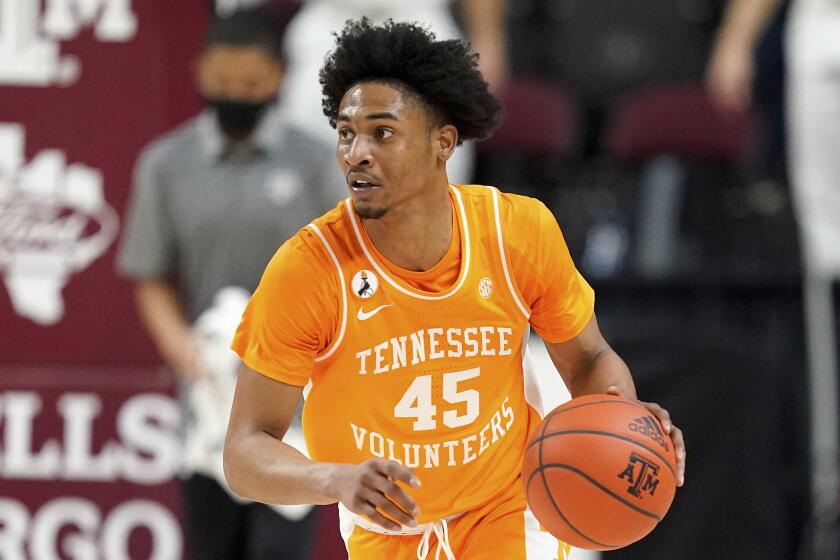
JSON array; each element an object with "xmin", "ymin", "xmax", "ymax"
[{"xmin": 362, "ymin": 185, "xmax": 454, "ymax": 272}]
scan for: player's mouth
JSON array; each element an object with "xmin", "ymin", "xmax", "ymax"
[
  {"xmin": 347, "ymin": 173, "xmax": 381, "ymax": 193},
  {"xmin": 351, "ymin": 180, "xmax": 380, "ymax": 191}
]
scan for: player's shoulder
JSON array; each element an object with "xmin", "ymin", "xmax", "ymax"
[
  {"xmin": 275, "ymin": 201, "xmax": 348, "ymax": 266},
  {"xmin": 455, "ymin": 184, "xmax": 548, "ymax": 226},
  {"xmin": 264, "ymin": 224, "xmax": 336, "ymax": 284},
  {"xmin": 307, "ymin": 197, "xmax": 364, "ymax": 247},
  {"xmin": 251, "ymin": 222, "xmax": 344, "ymax": 313},
  {"xmin": 499, "ymin": 189, "xmax": 551, "ymax": 221},
  {"xmin": 308, "ymin": 198, "xmax": 348, "ymax": 234}
]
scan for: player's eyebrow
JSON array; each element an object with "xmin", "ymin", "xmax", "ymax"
[
  {"xmin": 337, "ymin": 112, "xmax": 400, "ymax": 122},
  {"xmin": 365, "ymin": 112, "xmax": 399, "ymax": 121}
]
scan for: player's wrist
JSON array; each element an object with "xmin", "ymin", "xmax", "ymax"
[{"xmin": 320, "ymin": 462, "xmax": 351, "ymax": 504}]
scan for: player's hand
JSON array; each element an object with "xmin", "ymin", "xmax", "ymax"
[
  {"xmin": 606, "ymin": 386, "xmax": 686, "ymax": 487},
  {"xmin": 331, "ymin": 458, "xmax": 421, "ymax": 531}
]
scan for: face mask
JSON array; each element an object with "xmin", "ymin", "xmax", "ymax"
[{"xmin": 205, "ymin": 97, "xmax": 274, "ymax": 141}]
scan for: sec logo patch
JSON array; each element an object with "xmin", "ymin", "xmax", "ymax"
[{"xmin": 478, "ymin": 277, "xmax": 493, "ymax": 299}]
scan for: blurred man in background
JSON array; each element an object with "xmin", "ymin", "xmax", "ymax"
[
  {"xmin": 118, "ymin": 10, "xmax": 342, "ymax": 560},
  {"xmin": 708, "ymin": 0, "xmax": 840, "ymax": 556}
]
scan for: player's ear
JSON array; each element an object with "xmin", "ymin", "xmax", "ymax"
[{"xmin": 434, "ymin": 124, "xmax": 458, "ymax": 163}]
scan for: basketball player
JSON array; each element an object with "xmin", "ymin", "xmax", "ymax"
[{"xmin": 224, "ymin": 19, "xmax": 686, "ymax": 559}]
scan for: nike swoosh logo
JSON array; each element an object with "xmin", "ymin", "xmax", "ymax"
[{"xmin": 357, "ymin": 304, "xmax": 393, "ymax": 321}]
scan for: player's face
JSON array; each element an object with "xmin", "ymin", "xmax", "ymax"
[
  {"xmin": 336, "ymin": 82, "xmax": 445, "ymax": 219},
  {"xmin": 195, "ymin": 46, "xmax": 283, "ymax": 102}
]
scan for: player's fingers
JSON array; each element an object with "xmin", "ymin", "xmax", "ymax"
[
  {"xmin": 645, "ymin": 402, "xmax": 673, "ymax": 433},
  {"xmin": 367, "ymin": 490, "xmax": 417, "ymax": 528},
  {"xmin": 380, "ymin": 460, "xmax": 421, "ymax": 489},
  {"xmin": 358, "ymin": 501, "xmax": 402, "ymax": 532},
  {"xmin": 669, "ymin": 425, "xmax": 686, "ymax": 486},
  {"xmin": 358, "ymin": 487, "xmax": 415, "ymax": 527},
  {"xmin": 370, "ymin": 476, "xmax": 420, "ymax": 519},
  {"xmin": 605, "ymin": 388, "xmax": 675, "ymax": 434}
]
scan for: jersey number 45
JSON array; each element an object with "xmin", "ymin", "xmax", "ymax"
[{"xmin": 394, "ymin": 368, "xmax": 480, "ymax": 431}]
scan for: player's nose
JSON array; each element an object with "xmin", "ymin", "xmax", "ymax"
[{"xmin": 343, "ymin": 136, "xmax": 374, "ymax": 167}]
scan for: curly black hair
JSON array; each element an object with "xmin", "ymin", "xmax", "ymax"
[{"xmin": 319, "ymin": 18, "xmax": 503, "ymax": 142}]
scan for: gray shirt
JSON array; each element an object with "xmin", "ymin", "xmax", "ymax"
[{"xmin": 117, "ymin": 105, "xmax": 344, "ymax": 321}]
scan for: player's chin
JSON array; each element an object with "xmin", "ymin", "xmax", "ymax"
[{"xmin": 355, "ymin": 202, "xmax": 389, "ymax": 220}]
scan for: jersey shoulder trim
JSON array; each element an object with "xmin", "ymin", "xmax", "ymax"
[
  {"xmin": 306, "ymin": 222, "xmax": 348, "ymax": 363},
  {"xmin": 483, "ymin": 185, "xmax": 531, "ymax": 320}
]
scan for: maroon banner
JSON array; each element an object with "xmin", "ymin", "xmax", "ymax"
[
  {"xmin": 0, "ymin": 5, "xmax": 204, "ymax": 558},
  {"xmin": 0, "ymin": 0, "xmax": 206, "ymax": 366},
  {"xmin": 0, "ymin": 366, "xmax": 349, "ymax": 560},
  {"xmin": 0, "ymin": 3, "xmax": 350, "ymax": 558},
  {"xmin": 0, "ymin": 366, "xmax": 183, "ymax": 559}
]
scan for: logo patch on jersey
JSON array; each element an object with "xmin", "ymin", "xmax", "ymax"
[
  {"xmin": 357, "ymin": 303, "xmax": 393, "ymax": 321},
  {"xmin": 351, "ymin": 269, "xmax": 379, "ymax": 298},
  {"xmin": 478, "ymin": 276, "xmax": 493, "ymax": 299}
]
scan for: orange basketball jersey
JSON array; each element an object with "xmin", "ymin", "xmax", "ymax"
[{"xmin": 233, "ymin": 184, "xmax": 594, "ymax": 524}]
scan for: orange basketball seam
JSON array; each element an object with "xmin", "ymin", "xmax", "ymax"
[
  {"xmin": 543, "ymin": 399, "xmax": 650, "ymax": 424},
  {"xmin": 526, "ymin": 429, "xmax": 676, "ymax": 479},
  {"xmin": 526, "ymin": 468, "xmax": 621, "ymax": 550},
  {"xmin": 534, "ymin": 414, "xmax": 620, "ymax": 551},
  {"xmin": 536, "ymin": 463, "xmax": 663, "ymax": 521}
]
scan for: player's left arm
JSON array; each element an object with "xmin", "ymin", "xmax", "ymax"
[
  {"xmin": 543, "ymin": 314, "xmax": 633, "ymax": 398},
  {"xmin": 544, "ymin": 319, "xmax": 686, "ymax": 486},
  {"xmin": 505, "ymin": 196, "xmax": 685, "ymax": 485}
]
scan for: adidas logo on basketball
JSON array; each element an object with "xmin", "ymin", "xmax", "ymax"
[{"xmin": 628, "ymin": 416, "xmax": 669, "ymax": 451}]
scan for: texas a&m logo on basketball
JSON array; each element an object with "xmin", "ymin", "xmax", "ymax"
[
  {"xmin": 618, "ymin": 452, "xmax": 661, "ymax": 498},
  {"xmin": 628, "ymin": 415, "xmax": 670, "ymax": 451}
]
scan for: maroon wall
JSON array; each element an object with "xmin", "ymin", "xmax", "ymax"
[
  {"xmin": 0, "ymin": 366, "xmax": 183, "ymax": 558},
  {"xmin": 0, "ymin": 0, "xmax": 205, "ymax": 365},
  {"xmin": 0, "ymin": 3, "xmax": 198, "ymax": 559},
  {"xmin": 0, "ymin": 3, "xmax": 347, "ymax": 559}
]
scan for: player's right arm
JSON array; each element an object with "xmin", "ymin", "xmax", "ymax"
[
  {"xmin": 223, "ymin": 231, "xmax": 420, "ymax": 530},
  {"xmin": 223, "ymin": 365, "xmax": 421, "ymax": 530}
]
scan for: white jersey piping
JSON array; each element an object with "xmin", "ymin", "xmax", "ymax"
[
  {"xmin": 307, "ymin": 223, "xmax": 348, "ymax": 363},
  {"xmin": 344, "ymin": 185, "xmax": 471, "ymax": 301},
  {"xmin": 486, "ymin": 186, "xmax": 531, "ymax": 320}
]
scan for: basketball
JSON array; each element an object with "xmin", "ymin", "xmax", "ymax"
[{"xmin": 522, "ymin": 394, "xmax": 678, "ymax": 550}]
